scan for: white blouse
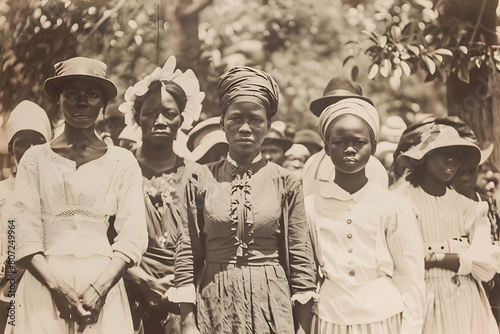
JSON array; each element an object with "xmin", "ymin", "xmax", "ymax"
[
  {"xmin": 306, "ymin": 179, "xmax": 425, "ymax": 333},
  {"xmin": 14, "ymin": 143, "xmax": 147, "ymax": 265}
]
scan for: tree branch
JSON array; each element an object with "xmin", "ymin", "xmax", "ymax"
[
  {"xmin": 468, "ymin": 0, "xmax": 488, "ymax": 50},
  {"xmin": 84, "ymin": 0, "xmax": 128, "ymax": 41},
  {"xmin": 177, "ymin": 0, "xmax": 213, "ymax": 18}
]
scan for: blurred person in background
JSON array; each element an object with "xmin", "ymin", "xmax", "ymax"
[
  {"xmin": 0, "ymin": 100, "xmax": 52, "ymax": 333},
  {"xmin": 185, "ymin": 117, "xmax": 228, "ymax": 165},
  {"xmin": 374, "ymin": 115, "xmax": 407, "ymax": 171},
  {"xmin": 282, "ymin": 143, "xmax": 311, "ymax": 181},
  {"xmin": 118, "ymin": 55, "xmax": 204, "ymax": 334},
  {"xmin": 293, "ymin": 129, "xmax": 323, "ymax": 156},
  {"xmin": 261, "ymin": 121, "xmax": 293, "ymax": 166},
  {"xmin": 303, "ymin": 77, "xmax": 389, "ymax": 197},
  {"xmin": 117, "ymin": 122, "xmax": 142, "ymax": 151}
]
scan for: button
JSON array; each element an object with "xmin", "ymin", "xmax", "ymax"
[
  {"xmin": 349, "ymin": 270, "xmax": 355, "ymax": 276},
  {"xmin": 348, "ymin": 260, "xmax": 353, "ymax": 265},
  {"xmin": 347, "ymin": 233, "xmax": 352, "ymax": 239},
  {"xmin": 348, "ymin": 248, "xmax": 353, "ymax": 253},
  {"xmin": 347, "ymin": 219, "xmax": 352, "ymax": 224}
]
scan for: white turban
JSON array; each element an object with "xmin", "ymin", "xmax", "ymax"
[
  {"xmin": 315, "ymin": 98, "xmax": 380, "ymax": 142},
  {"xmin": 7, "ymin": 100, "xmax": 52, "ymax": 145}
]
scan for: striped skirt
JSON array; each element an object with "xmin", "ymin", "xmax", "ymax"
[
  {"xmin": 423, "ymin": 269, "xmax": 499, "ymax": 334},
  {"xmin": 311, "ymin": 313, "xmax": 402, "ymax": 334}
]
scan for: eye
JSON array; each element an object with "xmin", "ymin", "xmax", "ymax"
[{"xmin": 87, "ymin": 91, "xmax": 100, "ymax": 99}]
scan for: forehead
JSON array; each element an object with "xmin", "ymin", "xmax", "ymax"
[
  {"xmin": 225, "ymin": 102, "xmax": 267, "ymax": 117},
  {"xmin": 327, "ymin": 114, "xmax": 371, "ymax": 135},
  {"xmin": 142, "ymin": 88, "xmax": 178, "ymax": 106}
]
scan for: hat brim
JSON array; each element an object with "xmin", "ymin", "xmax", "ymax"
[
  {"xmin": 309, "ymin": 94, "xmax": 374, "ymax": 117},
  {"xmin": 188, "ymin": 131, "xmax": 228, "ymax": 162},
  {"xmin": 44, "ymin": 75, "xmax": 118, "ymax": 101},
  {"xmin": 397, "ymin": 140, "xmax": 482, "ymax": 171},
  {"xmin": 262, "ymin": 137, "xmax": 294, "ymax": 152}
]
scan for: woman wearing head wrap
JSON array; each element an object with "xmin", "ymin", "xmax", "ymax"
[
  {"xmin": 305, "ymin": 98, "xmax": 425, "ymax": 333},
  {"xmin": 393, "ymin": 122, "xmax": 499, "ymax": 334},
  {"xmin": 12, "ymin": 57, "xmax": 148, "ymax": 333},
  {"xmin": 171, "ymin": 66, "xmax": 317, "ymax": 334},
  {"xmin": 0, "ymin": 100, "xmax": 52, "ymax": 333},
  {"xmin": 118, "ymin": 55, "xmax": 204, "ymax": 334}
]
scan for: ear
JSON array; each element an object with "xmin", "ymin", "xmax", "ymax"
[
  {"xmin": 220, "ymin": 116, "xmax": 225, "ymax": 131},
  {"xmin": 371, "ymin": 140, "xmax": 377, "ymax": 155},
  {"xmin": 324, "ymin": 144, "xmax": 330, "ymax": 156}
]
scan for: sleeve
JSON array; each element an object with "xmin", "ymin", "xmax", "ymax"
[
  {"xmin": 171, "ymin": 165, "xmax": 205, "ymax": 303},
  {"xmin": 455, "ymin": 200, "xmax": 497, "ymax": 282},
  {"xmin": 14, "ymin": 149, "xmax": 45, "ymax": 261},
  {"xmin": 386, "ymin": 200, "xmax": 426, "ymax": 334},
  {"xmin": 110, "ymin": 155, "xmax": 148, "ymax": 266},
  {"xmin": 285, "ymin": 175, "xmax": 318, "ymax": 298}
]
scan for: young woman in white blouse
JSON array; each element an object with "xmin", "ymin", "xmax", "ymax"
[
  {"xmin": 11, "ymin": 57, "xmax": 147, "ymax": 334},
  {"xmin": 305, "ymin": 97, "xmax": 425, "ymax": 334}
]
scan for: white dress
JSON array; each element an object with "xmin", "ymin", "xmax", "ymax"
[
  {"xmin": 305, "ymin": 180, "xmax": 425, "ymax": 334},
  {"xmin": 10, "ymin": 143, "xmax": 147, "ymax": 334},
  {"xmin": 394, "ymin": 182, "xmax": 499, "ymax": 334}
]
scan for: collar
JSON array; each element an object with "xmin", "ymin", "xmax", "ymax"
[
  {"xmin": 319, "ymin": 178, "xmax": 383, "ymax": 203},
  {"xmin": 226, "ymin": 153, "xmax": 263, "ymax": 168}
]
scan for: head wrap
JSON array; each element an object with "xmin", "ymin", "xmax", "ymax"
[
  {"xmin": 217, "ymin": 66, "xmax": 279, "ymax": 118},
  {"xmin": 7, "ymin": 100, "xmax": 52, "ymax": 145},
  {"xmin": 315, "ymin": 98, "xmax": 380, "ymax": 142},
  {"xmin": 119, "ymin": 56, "xmax": 204, "ymax": 131}
]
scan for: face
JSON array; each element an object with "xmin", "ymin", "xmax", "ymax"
[
  {"xmin": 140, "ymin": 88, "xmax": 181, "ymax": 147},
  {"xmin": 261, "ymin": 143, "xmax": 286, "ymax": 165},
  {"xmin": 10, "ymin": 130, "xmax": 46, "ymax": 165},
  {"xmin": 58, "ymin": 79, "xmax": 105, "ymax": 129},
  {"xmin": 424, "ymin": 146, "xmax": 464, "ymax": 182},
  {"xmin": 282, "ymin": 153, "xmax": 308, "ymax": 171},
  {"xmin": 451, "ymin": 161, "xmax": 479, "ymax": 196},
  {"xmin": 222, "ymin": 102, "xmax": 270, "ymax": 158},
  {"xmin": 325, "ymin": 115, "xmax": 373, "ymax": 175}
]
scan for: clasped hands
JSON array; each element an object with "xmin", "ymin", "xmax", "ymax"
[{"xmin": 52, "ymin": 283, "xmax": 106, "ymax": 332}]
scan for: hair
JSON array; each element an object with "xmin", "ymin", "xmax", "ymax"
[
  {"xmin": 323, "ymin": 114, "xmax": 376, "ymax": 150},
  {"xmin": 133, "ymin": 80, "xmax": 187, "ymax": 124}
]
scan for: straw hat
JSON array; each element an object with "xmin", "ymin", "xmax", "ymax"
[
  {"xmin": 309, "ymin": 77, "xmax": 373, "ymax": 117},
  {"xmin": 186, "ymin": 117, "xmax": 228, "ymax": 162},
  {"xmin": 44, "ymin": 57, "xmax": 118, "ymax": 101},
  {"xmin": 397, "ymin": 123, "xmax": 481, "ymax": 171}
]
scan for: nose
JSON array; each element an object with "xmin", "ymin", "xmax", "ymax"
[
  {"xmin": 344, "ymin": 146, "xmax": 356, "ymax": 154},
  {"xmin": 155, "ymin": 113, "xmax": 168, "ymax": 124},
  {"xmin": 239, "ymin": 122, "xmax": 251, "ymax": 132}
]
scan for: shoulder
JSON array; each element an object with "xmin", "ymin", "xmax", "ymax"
[{"xmin": 266, "ymin": 162, "xmax": 302, "ymax": 193}]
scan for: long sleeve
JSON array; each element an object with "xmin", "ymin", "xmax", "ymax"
[
  {"xmin": 110, "ymin": 155, "xmax": 148, "ymax": 266},
  {"xmin": 386, "ymin": 200, "xmax": 426, "ymax": 334},
  {"xmin": 14, "ymin": 149, "xmax": 45, "ymax": 261},
  {"xmin": 456, "ymin": 200, "xmax": 498, "ymax": 282},
  {"xmin": 284, "ymin": 174, "xmax": 317, "ymax": 296}
]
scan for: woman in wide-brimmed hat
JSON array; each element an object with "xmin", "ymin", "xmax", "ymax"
[
  {"xmin": 12, "ymin": 56, "xmax": 148, "ymax": 334},
  {"xmin": 172, "ymin": 66, "xmax": 317, "ymax": 334},
  {"xmin": 393, "ymin": 122, "xmax": 499, "ymax": 334},
  {"xmin": 118, "ymin": 55, "xmax": 204, "ymax": 334}
]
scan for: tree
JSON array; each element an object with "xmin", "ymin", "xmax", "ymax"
[{"xmin": 347, "ymin": 0, "xmax": 500, "ymax": 164}]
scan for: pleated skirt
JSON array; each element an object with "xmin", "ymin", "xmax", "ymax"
[
  {"xmin": 311, "ymin": 313, "xmax": 401, "ymax": 334},
  {"xmin": 196, "ymin": 263, "xmax": 294, "ymax": 334},
  {"xmin": 8, "ymin": 255, "xmax": 133, "ymax": 334},
  {"xmin": 423, "ymin": 270, "xmax": 499, "ymax": 334}
]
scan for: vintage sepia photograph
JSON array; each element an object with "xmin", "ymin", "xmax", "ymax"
[{"xmin": 1, "ymin": 0, "xmax": 500, "ymax": 333}]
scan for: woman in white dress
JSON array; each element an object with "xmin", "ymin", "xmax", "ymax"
[{"xmin": 11, "ymin": 57, "xmax": 147, "ymax": 334}]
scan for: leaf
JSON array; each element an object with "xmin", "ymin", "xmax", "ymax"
[
  {"xmin": 380, "ymin": 59, "xmax": 391, "ymax": 77},
  {"xmin": 423, "ymin": 55, "xmax": 436, "ymax": 75},
  {"xmin": 393, "ymin": 66, "xmax": 402, "ymax": 79},
  {"xmin": 401, "ymin": 61, "xmax": 411, "ymax": 77},
  {"xmin": 433, "ymin": 48, "xmax": 453, "ymax": 56},
  {"xmin": 368, "ymin": 63, "xmax": 379, "ymax": 80},
  {"xmin": 391, "ymin": 25, "xmax": 402, "ymax": 41},
  {"xmin": 407, "ymin": 44, "xmax": 420, "ymax": 56},
  {"xmin": 457, "ymin": 62, "xmax": 470, "ymax": 83},
  {"xmin": 343, "ymin": 55, "xmax": 354, "ymax": 67},
  {"xmin": 458, "ymin": 46, "xmax": 468, "ymax": 55},
  {"xmin": 378, "ymin": 35, "xmax": 387, "ymax": 47},
  {"xmin": 362, "ymin": 30, "xmax": 380, "ymax": 44}
]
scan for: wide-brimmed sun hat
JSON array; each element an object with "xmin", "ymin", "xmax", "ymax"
[
  {"xmin": 309, "ymin": 77, "xmax": 373, "ymax": 117},
  {"xmin": 186, "ymin": 117, "xmax": 228, "ymax": 162},
  {"xmin": 44, "ymin": 57, "xmax": 118, "ymax": 101},
  {"xmin": 397, "ymin": 123, "xmax": 481, "ymax": 171}
]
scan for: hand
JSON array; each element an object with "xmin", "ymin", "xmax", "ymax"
[
  {"xmin": 79, "ymin": 284, "xmax": 106, "ymax": 325},
  {"xmin": 51, "ymin": 286, "xmax": 91, "ymax": 321}
]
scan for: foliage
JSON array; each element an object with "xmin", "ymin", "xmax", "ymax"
[{"xmin": 346, "ymin": 0, "xmax": 500, "ymax": 85}]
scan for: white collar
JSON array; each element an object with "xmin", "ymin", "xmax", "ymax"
[{"xmin": 227, "ymin": 153, "xmax": 263, "ymax": 168}]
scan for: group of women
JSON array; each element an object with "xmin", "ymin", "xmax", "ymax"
[{"xmin": 3, "ymin": 54, "xmax": 500, "ymax": 334}]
